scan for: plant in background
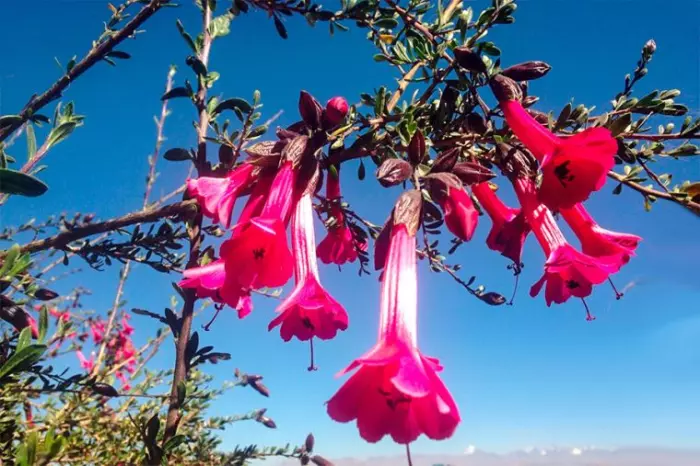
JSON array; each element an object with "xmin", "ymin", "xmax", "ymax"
[{"xmin": 0, "ymin": 0, "xmax": 698, "ymax": 464}]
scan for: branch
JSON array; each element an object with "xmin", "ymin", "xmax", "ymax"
[
  {"xmin": 2, "ymin": 200, "xmax": 196, "ymax": 258},
  {"xmin": 607, "ymin": 170, "xmax": 700, "ymax": 215},
  {"xmin": 0, "ymin": 0, "xmax": 166, "ymax": 142}
]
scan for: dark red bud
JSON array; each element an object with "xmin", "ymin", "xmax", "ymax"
[
  {"xmin": 34, "ymin": 288, "xmax": 59, "ymax": 301},
  {"xmin": 464, "ymin": 113, "xmax": 488, "ymax": 135},
  {"xmin": 218, "ymin": 144, "xmax": 235, "ymax": 166},
  {"xmin": 0, "ymin": 296, "xmax": 32, "ymax": 333},
  {"xmin": 323, "ymin": 97, "xmax": 348, "ymax": 128},
  {"xmin": 501, "ymin": 61, "xmax": 552, "ymax": 81},
  {"xmin": 489, "ymin": 74, "xmax": 523, "ymax": 102},
  {"xmin": 261, "ymin": 417, "xmax": 277, "ymax": 429},
  {"xmin": 432, "ymin": 147, "xmax": 460, "ymax": 172},
  {"xmin": 304, "ymin": 433, "xmax": 315, "ymax": 453},
  {"xmin": 453, "ymin": 46, "xmax": 487, "ymax": 73},
  {"xmin": 452, "ymin": 162, "xmax": 496, "ymax": 185},
  {"xmin": 407, "ymin": 130, "xmax": 427, "ymax": 165},
  {"xmin": 250, "ymin": 380, "xmax": 270, "ymax": 398},
  {"xmin": 298, "ymin": 91, "xmax": 323, "ymax": 129},
  {"xmin": 376, "ymin": 159, "xmax": 413, "ymax": 187},
  {"xmin": 301, "ymin": 455, "xmax": 310, "ymax": 465},
  {"xmin": 311, "ymin": 456, "xmax": 334, "ymax": 466}
]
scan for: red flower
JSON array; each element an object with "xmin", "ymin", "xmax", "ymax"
[
  {"xmin": 561, "ymin": 204, "xmax": 641, "ymax": 271},
  {"xmin": 323, "ymin": 97, "xmax": 349, "ymax": 128},
  {"xmin": 317, "ymin": 168, "xmax": 366, "ymax": 265},
  {"xmin": 432, "ymin": 182, "xmax": 478, "ymax": 242},
  {"xmin": 501, "ymin": 100, "xmax": 617, "ymax": 210},
  {"xmin": 269, "ymin": 194, "xmax": 348, "ymax": 342},
  {"xmin": 513, "ymin": 177, "xmax": 617, "ymax": 309},
  {"xmin": 76, "ymin": 350, "xmax": 95, "ymax": 372},
  {"xmin": 220, "ymin": 163, "xmax": 295, "ymax": 290},
  {"xmin": 186, "ymin": 162, "xmax": 255, "ymax": 228},
  {"xmin": 327, "ymin": 224, "xmax": 460, "ymax": 444},
  {"xmin": 472, "ymin": 182, "xmax": 530, "ymax": 264},
  {"xmin": 179, "ymin": 260, "xmax": 252, "ymax": 319},
  {"xmin": 90, "ymin": 320, "xmax": 106, "ymax": 343}
]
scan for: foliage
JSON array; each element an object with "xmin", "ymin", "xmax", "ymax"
[{"xmin": 0, "ymin": 0, "xmax": 697, "ymax": 464}]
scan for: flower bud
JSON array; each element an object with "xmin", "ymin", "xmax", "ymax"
[
  {"xmin": 501, "ymin": 61, "xmax": 552, "ymax": 81},
  {"xmin": 376, "ymin": 159, "xmax": 413, "ymax": 187},
  {"xmin": 304, "ymin": 433, "xmax": 315, "ymax": 453},
  {"xmin": 432, "ymin": 147, "xmax": 460, "ymax": 172},
  {"xmin": 643, "ymin": 39, "xmax": 656, "ymax": 55},
  {"xmin": 452, "ymin": 162, "xmax": 496, "ymax": 185},
  {"xmin": 298, "ymin": 91, "xmax": 323, "ymax": 129},
  {"xmin": 407, "ymin": 129, "xmax": 427, "ymax": 165},
  {"xmin": 464, "ymin": 112, "xmax": 488, "ymax": 134},
  {"xmin": 489, "ymin": 74, "xmax": 522, "ymax": 102},
  {"xmin": 323, "ymin": 97, "xmax": 349, "ymax": 128},
  {"xmin": 311, "ymin": 456, "xmax": 334, "ymax": 466},
  {"xmin": 453, "ymin": 46, "xmax": 487, "ymax": 73}
]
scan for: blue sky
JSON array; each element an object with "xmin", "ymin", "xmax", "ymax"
[{"xmin": 1, "ymin": 0, "xmax": 699, "ymax": 459}]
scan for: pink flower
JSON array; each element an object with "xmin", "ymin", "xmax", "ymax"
[
  {"xmin": 561, "ymin": 204, "xmax": 641, "ymax": 271},
  {"xmin": 472, "ymin": 182, "xmax": 530, "ymax": 264},
  {"xmin": 76, "ymin": 350, "xmax": 95, "ymax": 372},
  {"xmin": 327, "ymin": 224, "xmax": 460, "ymax": 444},
  {"xmin": 179, "ymin": 260, "xmax": 252, "ymax": 319},
  {"xmin": 513, "ymin": 177, "xmax": 617, "ymax": 309},
  {"xmin": 323, "ymin": 97, "xmax": 349, "ymax": 128},
  {"xmin": 90, "ymin": 320, "xmax": 106, "ymax": 343},
  {"xmin": 432, "ymin": 182, "xmax": 478, "ymax": 242},
  {"xmin": 120, "ymin": 315, "xmax": 134, "ymax": 337},
  {"xmin": 220, "ymin": 163, "xmax": 295, "ymax": 290},
  {"xmin": 269, "ymin": 194, "xmax": 348, "ymax": 342},
  {"xmin": 501, "ymin": 100, "xmax": 617, "ymax": 210},
  {"xmin": 186, "ymin": 163, "xmax": 255, "ymax": 228},
  {"xmin": 115, "ymin": 371, "xmax": 131, "ymax": 392},
  {"xmin": 317, "ymin": 168, "xmax": 367, "ymax": 265},
  {"xmin": 49, "ymin": 307, "xmax": 70, "ymax": 323}
]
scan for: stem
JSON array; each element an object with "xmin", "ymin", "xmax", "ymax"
[
  {"xmin": 0, "ymin": 0, "xmax": 166, "ymax": 143},
  {"xmin": 162, "ymin": 1, "xmax": 213, "ymax": 446},
  {"xmin": 93, "ymin": 67, "xmax": 176, "ymax": 373},
  {"xmin": 607, "ymin": 170, "xmax": 700, "ymax": 215},
  {"xmin": 2, "ymin": 200, "xmax": 196, "ymax": 258}
]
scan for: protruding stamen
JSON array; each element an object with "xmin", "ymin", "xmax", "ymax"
[
  {"xmin": 581, "ymin": 298, "xmax": 596, "ymax": 322},
  {"xmin": 608, "ymin": 277, "xmax": 624, "ymax": 300},
  {"xmin": 307, "ymin": 338, "xmax": 318, "ymax": 372},
  {"xmin": 405, "ymin": 443, "xmax": 414, "ymax": 466},
  {"xmin": 203, "ymin": 304, "xmax": 224, "ymax": 331}
]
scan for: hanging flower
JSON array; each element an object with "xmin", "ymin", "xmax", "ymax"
[
  {"xmin": 560, "ymin": 204, "xmax": 641, "ymax": 270},
  {"xmin": 327, "ymin": 220, "xmax": 460, "ymax": 444},
  {"xmin": 186, "ymin": 162, "xmax": 256, "ymax": 228},
  {"xmin": 220, "ymin": 163, "xmax": 296, "ymax": 290},
  {"xmin": 179, "ymin": 260, "xmax": 252, "ymax": 319},
  {"xmin": 494, "ymin": 78, "xmax": 617, "ymax": 210},
  {"xmin": 269, "ymin": 194, "xmax": 348, "ymax": 342},
  {"xmin": 513, "ymin": 177, "xmax": 617, "ymax": 311},
  {"xmin": 317, "ymin": 167, "xmax": 366, "ymax": 265},
  {"xmin": 472, "ymin": 182, "xmax": 530, "ymax": 264},
  {"xmin": 429, "ymin": 174, "xmax": 478, "ymax": 242}
]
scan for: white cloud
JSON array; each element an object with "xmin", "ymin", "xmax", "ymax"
[
  {"xmin": 464, "ymin": 445, "xmax": 476, "ymax": 455},
  {"xmin": 571, "ymin": 447, "xmax": 583, "ymax": 456}
]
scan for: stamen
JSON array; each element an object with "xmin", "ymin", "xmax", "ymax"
[
  {"xmin": 307, "ymin": 338, "xmax": 318, "ymax": 372},
  {"xmin": 507, "ymin": 263, "xmax": 522, "ymax": 306},
  {"xmin": 203, "ymin": 304, "xmax": 224, "ymax": 331},
  {"xmin": 608, "ymin": 277, "xmax": 623, "ymax": 300},
  {"xmin": 581, "ymin": 298, "xmax": 596, "ymax": 322},
  {"xmin": 405, "ymin": 443, "xmax": 414, "ymax": 466}
]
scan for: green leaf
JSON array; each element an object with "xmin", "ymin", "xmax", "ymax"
[
  {"xmin": 176, "ymin": 19, "xmax": 199, "ymax": 53},
  {"xmin": 358, "ymin": 159, "xmax": 366, "ymax": 180},
  {"xmin": 163, "ymin": 148, "xmax": 192, "ymax": 162},
  {"xmin": 209, "ymin": 13, "xmax": 233, "ymax": 39},
  {"xmin": 17, "ymin": 327, "xmax": 32, "ymax": 351},
  {"xmin": 213, "ymin": 98, "xmax": 252, "ymax": 116},
  {"xmin": 554, "ymin": 103, "xmax": 572, "ymax": 130},
  {"xmin": 0, "ymin": 244, "xmax": 21, "ymax": 278},
  {"xmin": 185, "ymin": 56, "xmax": 207, "ymax": 76},
  {"xmin": 46, "ymin": 122, "xmax": 79, "ymax": 148},
  {"xmin": 608, "ymin": 113, "xmax": 632, "ymax": 137},
  {"xmin": 0, "ymin": 344, "xmax": 46, "ymax": 380},
  {"xmin": 38, "ymin": 305, "xmax": 48, "ymax": 342},
  {"xmin": 0, "ymin": 168, "xmax": 48, "ymax": 197},
  {"xmin": 247, "ymin": 125, "xmax": 268, "ymax": 139},
  {"xmin": 146, "ymin": 414, "xmax": 160, "ymax": 445},
  {"xmin": 161, "ymin": 87, "xmax": 192, "ymax": 101},
  {"xmin": 26, "ymin": 124, "xmax": 36, "ymax": 160}
]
